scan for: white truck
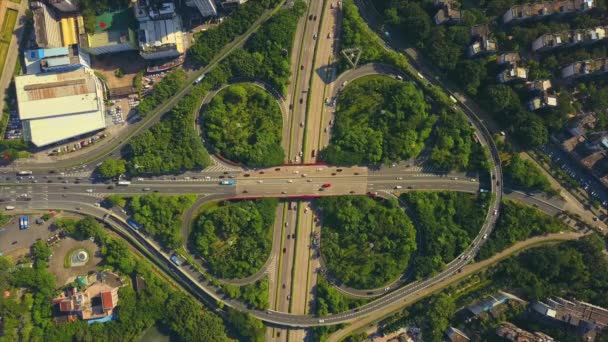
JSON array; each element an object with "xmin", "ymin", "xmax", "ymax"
[{"xmin": 5, "ymin": 206, "xmax": 15, "ymax": 210}]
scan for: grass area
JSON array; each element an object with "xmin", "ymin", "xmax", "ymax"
[
  {"xmin": 1, "ymin": 9, "xmax": 18, "ymax": 42},
  {"xmin": 0, "ymin": 43, "xmax": 9, "ymax": 79}
]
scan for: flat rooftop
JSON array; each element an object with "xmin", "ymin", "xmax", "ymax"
[{"xmin": 15, "ymin": 68, "xmax": 99, "ymax": 120}]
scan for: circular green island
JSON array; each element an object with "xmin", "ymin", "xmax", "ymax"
[
  {"xmin": 190, "ymin": 199, "xmax": 277, "ymax": 279},
  {"xmin": 202, "ymin": 83, "xmax": 284, "ymax": 166},
  {"xmin": 321, "ymin": 75, "xmax": 433, "ymax": 165},
  {"xmin": 318, "ymin": 196, "xmax": 417, "ymax": 289}
]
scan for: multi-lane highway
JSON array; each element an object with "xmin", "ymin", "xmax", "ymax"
[{"xmin": 0, "ymin": 0, "xmax": 509, "ymax": 332}]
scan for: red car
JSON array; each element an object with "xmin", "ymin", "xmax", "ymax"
[{"xmin": 322, "ymin": 183, "xmax": 331, "ymax": 188}]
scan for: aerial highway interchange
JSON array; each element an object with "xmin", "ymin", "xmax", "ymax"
[{"xmin": 5, "ymin": 0, "xmax": 598, "ymax": 337}]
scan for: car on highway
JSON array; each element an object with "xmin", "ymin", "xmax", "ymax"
[
  {"xmin": 322, "ymin": 183, "xmax": 331, "ymax": 188},
  {"xmin": 86, "ymin": 189, "xmax": 93, "ymax": 193},
  {"xmin": 287, "ymin": 180, "xmax": 293, "ymax": 183}
]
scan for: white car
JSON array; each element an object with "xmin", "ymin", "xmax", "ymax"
[
  {"xmin": 86, "ymin": 189, "xmax": 93, "ymax": 193},
  {"xmin": 287, "ymin": 179, "xmax": 293, "ymax": 183}
]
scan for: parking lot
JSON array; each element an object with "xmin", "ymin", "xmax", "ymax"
[
  {"xmin": 0, "ymin": 212, "xmax": 56, "ymax": 257},
  {"xmin": 3, "ymin": 109, "xmax": 22, "ymax": 140}
]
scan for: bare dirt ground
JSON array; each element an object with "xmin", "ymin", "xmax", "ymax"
[
  {"xmin": 48, "ymin": 237, "xmax": 102, "ymax": 286},
  {"xmin": 91, "ymin": 51, "xmax": 146, "ymax": 89}
]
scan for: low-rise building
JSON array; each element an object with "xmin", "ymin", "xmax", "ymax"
[
  {"xmin": 528, "ymin": 93, "xmax": 558, "ymax": 111},
  {"xmin": 31, "ymin": 1, "xmax": 63, "ymax": 48},
  {"xmin": 497, "ymin": 52, "xmax": 521, "ymax": 66},
  {"xmin": 503, "ymin": 0, "xmax": 594, "ymax": 24},
  {"xmin": 498, "ymin": 65, "xmax": 528, "ymax": 83},
  {"xmin": 446, "ymin": 327, "xmax": 470, "ymax": 342},
  {"xmin": 467, "ymin": 293, "xmax": 509, "ymax": 316},
  {"xmin": 14, "ymin": 68, "xmax": 106, "ymax": 147},
  {"xmin": 135, "ymin": 1, "xmax": 185, "ymax": 60},
  {"xmin": 186, "ymin": 0, "xmax": 218, "ymax": 17},
  {"xmin": 433, "ymin": 0, "xmax": 462, "ymax": 25},
  {"xmin": 562, "ymin": 57, "xmax": 608, "ymax": 79},
  {"xmin": 79, "ymin": 9, "xmax": 138, "ymax": 55},
  {"xmin": 468, "ymin": 24, "xmax": 497, "ymax": 57},
  {"xmin": 496, "ymin": 322, "xmax": 555, "ymax": 342},
  {"xmin": 52, "ymin": 272, "xmax": 124, "ymax": 323},
  {"xmin": 532, "ymin": 297, "xmax": 608, "ymax": 340},
  {"xmin": 220, "ymin": 0, "xmax": 248, "ymax": 9},
  {"xmin": 48, "ymin": 0, "xmax": 78, "ymax": 12},
  {"xmin": 532, "ymin": 26, "xmax": 607, "ymax": 52},
  {"xmin": 526, "ymin": 79, "xmax": 553, "ymax": 93},
  {"xmin": 24, "ymin": 46, "xmax": 90, "ymax": 75}
]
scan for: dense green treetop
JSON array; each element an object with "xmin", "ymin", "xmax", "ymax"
[
  {"xmin": 318, "ymin": 196, "xmax": 417, "ymax": 289},
  {"xmin": 477, "ymin": 199, "xmax": 566, "ymax": 260},
  {"xmin": 96, "ymin": 158, "xmax": 126, "ymax": 179},
  {"xmin": 126, "ymin": 194, "xmax": 197, "ymax": 250},
  {"xmin": 321, "ymin": 76, "xmax": 434, "ymax": 165},
  {"xmin": 316, "ymin": 275, "xmax": 367, "ymax": 316},
  {"xmin": 138, "ymin": 68, "xmax": 187, "ymax": 117},
  {"xmin": 400, "ymin": 191, "xmax": 489, "ymax": 278},
  {"xmin": 503, "ymin": 153, "xmax": 552, "ymax": 193},
  {"xmin": 191, "ymin": 199, "xmax": 277, "ymax": 279},
  {"xmin": 126, "ymin": 85, "xmax": 212, "ymax": 175},
  {"xmin": 203, "ymin": 84, "xmax": 284, "ymax": 166}
]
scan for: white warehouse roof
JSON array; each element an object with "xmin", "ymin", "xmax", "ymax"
[{"xmin": 15, "ymin": 68, "xmax": 106, "ymax": 147}]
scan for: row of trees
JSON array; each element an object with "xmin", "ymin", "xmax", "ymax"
[
  {"xmin": 0, "ymin": 216, "xmax": 233, "ymax": 341},
  {"xmin": 477, "ymin": 199, "xmax": 567, "ymax": 260},
  {"xmin": 318, "ymin": 196, "xmax": 417, "ymax": 289},
  {"xmin": 321, "ymin": 76, "xmax": 434, "ymax": 165},
  {"xmin": 222, "ymin": 278, "xmax": 269, "ymax": 310},
  {"xmin": 126, "ymin": 194, "xmax": 197, "ymax": 249},
  {"xmin": 125, "ymin": 83, "xmax": 212, "ymax": 175},
  {"xmin": 190, "ymin": 199, "xmax": 277, "ymax": 279},
  {"xmin": 138, "ymin": 69, "xmax": 187, "ymax": 117},
  {"xmin": 400, "ymin": 191, "xmax": 489, "ymax": 279},
  {"xmin": 188, "ymin": 0, "xmax": 283, "ymax": 66},
  {"xmin": 316, "ymin": 275, "xmax": 367, "ymax": 316},
  {"xmin": 203, "ymin": 84, "xmax": 284, "ymax": 166}
]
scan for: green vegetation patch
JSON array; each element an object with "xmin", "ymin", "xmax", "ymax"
[
  {"xmin": 503, "ymin": 153, "xmax": 552, "ymax": 193},
  {"xmin": 316, "ymin": 275, "xmax": 368, "ymax": 316},
  {"xmin": 188, "ymin": 0, "xmax": 283, "ymax": 67},
  {"xmin": 126, "ymin": 83, "xmax": 212, "ymax": 175},
  {"xmin": 126, "ymin": 194, "xmax": 196, "ymax": 249},
  {"xmin": 322, "ymin": 75, "xmax": 434, "ymax": 165},
  {"xmin": 203, "ymin": 84, "xmax": 284, "ymax": 166},
  {"xmin": 138, "ymin": 68, "xmax": 187, "ymax": 117},
  {"xmin": 5, "ymin": 216, "xmax": 232, "ymax": 341},
  {"xmin": 222, "ymin": 278, "xmax": 269, "ymax": 310},
  {"xmin": 1, "ymin": 9, "xmax": 18, "ymax": 42},
  {"xmin": 400, "ymin": 191, "xmax": 490, "ymax": 278},
  {"xmin": 96, "ymin": 158, "xmax": 126, "ymax": 179},
  {"xmin": 191, "ymin": 199, "xmax": 278, "ymax": 279},
  {"xmin": 318, "ymin": 196, "xmax": 416, "ymax": 289},
  {"xmin": 477, "ymin": 199, "xmax": 567, "ymax": 260}
]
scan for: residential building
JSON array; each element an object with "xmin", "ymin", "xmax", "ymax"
[
  {"xmin": 52, "ymin": 272, "xmax": 123, "ymax": 323},
  {"xmin": 446, "ymin": 327, "xmax": 470, "ymax": 342},
  {"xmin": 467, "ymin": 293, "xmax": 509, "ymax": 316},
  {"xmin": 496, "ymin": 322, "xmax": 555, "ymax": 342},
  {"xmin": 532, "ymin": 297, "xmax": 608, "ymax": 340},
  {"xmin": 433, "ymin": 0, "xmax": 462, "ymax": 25},
  {"xmin": 503, "ymin": 0, "xmax": 594, "ymax": 24},
  {"xmin": 79, "ymin": 9, "xmax": 138, "ymax": 55},
  {"xmin": 528, "ymin": 93, "xmax": 558, "ymax": 111},
  {"xmin": 532, "ymin": 26, "xmax": 607, "ymax": 52},
  {"xmin": 526, "ymin": 79, "xmax": 553, "ymax": 93},
  {"xmin": 24, "ymin": 46, "xmax": 91, "ymax": 75},
  {"xmin": 468, "ymin": 24, "xmax": 497, "ymax": 57},
  {"xmin": 14, "ymin": 68, "xmax": 106, "ymax": 147},
  {"xmin": 186, "ymin": 0, "xmax": 218, "ymax": 17},
  {"xmin": 31, "ymin": 2, "xmax": 63, "ymax": 48},
  {"xmin": 497, "ymin": 52, "xmax": 521, "ymax": 65},
  {"xmin": 48, "ymin": 0, "xmax": 78, "ymax": 12},
  {"xmin": 562, "ymin": 58, "xmax": 608, "ymax": 79},
  {"xmin": 134, "ymin": 1, "xmax": 185, "ymax": 60},
  {"xmin": 498, "ymin": 65, "xmax": 528, "ymax": 83},
  {"xmin": 220, "ymin": 0, "xmax": 248, "ymax": 9}
]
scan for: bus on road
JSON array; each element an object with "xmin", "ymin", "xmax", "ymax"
[{"xmin": 117, "ymin": 180, "xmax": 131, "ymax": 186}]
